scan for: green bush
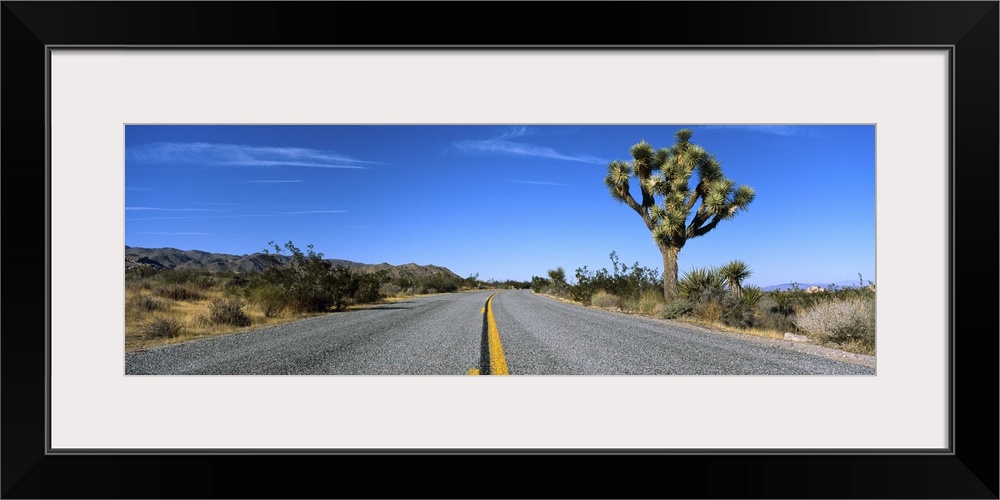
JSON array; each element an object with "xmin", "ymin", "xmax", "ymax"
[
  {"xmin": 352, "ymin": 271, "xmax": 388, "ymax": 305},
  {"xmin": 244, "ymin": 242, "xmax": 394, "ymax": 312},
  {"xmin": 719, "ymin": 297, "xmax": 756, "ymax": 329},
  {"xmin": 153, "ymin": 284, "xmax": 203, "ymax": 301},
  {"xmin": 411, "ymin": 272, "xmax": 461, "ymax": 295},
  {"xmin": 157, "ymin": 268, "xmax": 205, "ymax": 285},
  {"xmin": 660, "ymin": 298, "xmax": 693, "ymax": 319},
  {"xmin": 754, "ymin": 295, "xmax": 798, "ymax": 332},
  {"xmin": 247, "ymin": 283, "xmax": 286, "ymax": 318},
  {"xmin": 208, "ymin": 297, "xmax": 251, "ymax": 327},
  {"xmin": 687, "ymin": 286, "xmax": 757, "ymax": 328},
  {"xmin": 572, "ymin": 252, "xmax": 662, "ymax": 305},
  {"xmin": 193, "ymin": 274, "xmax": 218, "ymax": 289},
  {"xmin": 530, "ymin": 276, "xmax": 551, "ymax": 293},
  {"xmin": 225, "ymin": 274, "xmax": 251, "ymax": 291},
  {"xmin": 125, "ymin": 265, "xmax": 160, "ymax": 280}
]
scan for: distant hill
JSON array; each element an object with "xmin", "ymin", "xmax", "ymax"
[
  {"xmin": 124, "ymin": 246, "xmax": 461, "ymax": 281},
  {"xmin": 762, "ymin": 280, "xmax": 869, "ymax": 292}
]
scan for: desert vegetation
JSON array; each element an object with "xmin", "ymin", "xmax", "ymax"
[
  {"xmin": 533, "ymin": 253, "xmax": 875, "ymax": 355},
  {"xmin": 125, "ymin": 241, "xmax": 475, "ymax": 351},
  {"xmin": 593, "ymin": 131, "xmax": 873, "ymax": 355}
]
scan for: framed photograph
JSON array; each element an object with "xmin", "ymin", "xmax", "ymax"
[{"xmin": 4, "ymin": 2, "xmax": 996, "ymax": 498}]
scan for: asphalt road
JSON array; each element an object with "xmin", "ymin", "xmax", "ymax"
[{"xmin": 125, "ymin": 290, "xmax": 875, "ymax": 375}]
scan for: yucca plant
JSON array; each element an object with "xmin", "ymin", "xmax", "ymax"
[
  {"xmin": 677, "ymin": 266, "xmax": 725, "ymax": 300},
  {"xmin": 738, "ymin": 285, "xmax": 764, "ymax": 309},
  {"xmin": 719, "ymin": 260, "xmax": 753, "ymax": 297}
]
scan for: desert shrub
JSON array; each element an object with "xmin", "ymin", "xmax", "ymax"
[
  {"xmin": 719, "ymin": 297, "xmax": 756, "ymax": 329},
  {"xmin": 125, "ymin": 295, "xmax": 163, "ymax": 325},
  {"xmin": 660, "ymin": 298, "xmax": 693, "ymax": 319},
  {"xmin": 753, "ymin": 295, "xmax": 795, "ymax": 331},
  {"xmin": 208, "ymin": 297, "xmax": 251, "ymax": 327},
  {"xmin": 678, "ymin": 266, "xmax": 761, "ymax": 328},
  {"xmin": 125, "ymin": 265, "xmax": 160, "ymax": 280},
  {"xmin": 352, "ymin": 271, "xmax": 388, "ymax": 305},
  {"xmin": 572, "ymin": 252, "xmax": 662, "ymax": 306},
  {"xmin": 127, "ymin": 295, "xmax": 162, "ymax": 313},
  {"xmin": 193, "ymin": 274, "xmax": 218, "ymax": 289},
  {"xmin": 157, "ymin": 268, "xmax": 204, "ymax": 285},
  {"xmin": 247, "ymin": 283, "xmax": 286, "ymax": 318},
  {"xmin": 770, "ymin": 285, "xmax": 827, "ymax": 312},
  {"xmin": 755, "ymin": 309, "xmax": 797, "ymax": 332},
  {"xmin": 530, "ymin": 276, "xmax": 551, "ymax": 293},
  {"xmin": 411, "ymin": 272, "xmax": 461, "ymax": 295},
  {"xmin": 636, "ymin": 289, "xmax": 664, "ymax": 315},
  {"xmin": 250, "ymin": 242, "xmax": 355, "ymax": 312},
  {"xmin": 692, "ymin": 298, "xmax": 722, "ymax": 322},
  {"xmin": 153, "ymin": 284, "xmax": 203, "ymax": 301},
  {"xmin": 143, "ymin": 316, "xmax": 183, "ymax": 338},
  {"xmin": 621, "ymin": 296, "xmax": 639, "ymax": 312},
  {"xmin": 379, "ymin": 282, "xmax": 403, "ymax": 297},
  {"xmin": 125, "ymin": 279, "xmax": 154, "ymax": 292},
  {"xmin": 590, "ymin": 290, "xmax": 621, "ymax": 309},
  {"xmin": 651, "ymin": 302, "xmax": 665, "ymax": 317},
  {"xmin": 794, "ymin": 296, "xmax": 875, "ymax": 345},
  {"xmin": 225, "ymin": 274, "xmax": 252, "ymax": 291}
]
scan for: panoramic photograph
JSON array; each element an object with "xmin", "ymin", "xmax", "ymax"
[{"xmin": 124, "ymin": 124, "xmax": 876, "ymax": 375}]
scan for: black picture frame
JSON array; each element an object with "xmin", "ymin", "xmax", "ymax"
[{"xmin": 3, "ymin": 2, "xmax": 997, "ymax": 498}]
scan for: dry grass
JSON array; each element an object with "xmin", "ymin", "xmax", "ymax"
[
  {"xmin": 124, "ymin": 287, "xmax": 413, "ymax": 352},
  {"xmin": 672, "ymin": 316, "xmax": 787, "ymax": 341},
  {"xmin": 536, "ymin": 290, "xmax": 787, "ymax": 342},
  {"xmin": 590, "ymin": 290, "xmax": 621, "ymax": 309}
]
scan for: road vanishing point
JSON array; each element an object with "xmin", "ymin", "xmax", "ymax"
[{"xmin": 124, "ymin": 290, "xmax": 875, "ymax": 375}]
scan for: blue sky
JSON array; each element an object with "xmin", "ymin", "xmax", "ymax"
[{"xmin": 125, "ymin": 125, "xmax": 875, "ymax": 288}]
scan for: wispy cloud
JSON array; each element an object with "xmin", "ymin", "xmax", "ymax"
[
  {"xmin": 126, "ymin": 207, "xmax": 230, "ymax": 212},
  {"xmin": 496, "ymin": 126, "xmax": 538, "ymax": 139},
  {"xmin": 698, "ymin": 125, "xmax": 821, "ymax": 137},
  {"xmin": 246, "ymin": 180, "xmax": 305, "ymax": 183},
  {"xmin": 127, "ymin": 214, "xmax": 284, "ymax": 221},
  {"xmin": 134, "ymin": 232, "xmax": 211, "ymax": 235},
  {"xmin": 453, "ymin": 138, "xmax": 605, "ymax": 164},
  {"xmin": 127, "ymin": 210, "xmax": 347, "ymax": 221},
  {"xmin": 127, "ymin": 142, "xmax": 376, "ymax": 169}
]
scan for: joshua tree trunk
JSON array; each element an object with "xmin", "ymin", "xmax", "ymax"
[{"xmin": 660, "ymin": 245, "xmax": 679, "ymax": 302}]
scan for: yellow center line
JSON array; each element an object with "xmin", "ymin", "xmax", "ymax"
[{"xmin": 485, "ymin": 293, "xmax": 509, "ymax": 375}]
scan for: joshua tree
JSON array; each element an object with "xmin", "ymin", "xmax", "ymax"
[{"xmin": 605, "ymin": 129, "xmax": 755, "ymax": 301}]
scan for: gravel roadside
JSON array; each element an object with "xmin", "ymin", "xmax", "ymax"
[{"xmin": 533, "ymin": 292, "xmax": 877, "ymax": 371}]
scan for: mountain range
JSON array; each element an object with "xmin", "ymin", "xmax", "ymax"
[{"xmin": 124, "ymin": 246, "xmax": 462, "ymax": 281}]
